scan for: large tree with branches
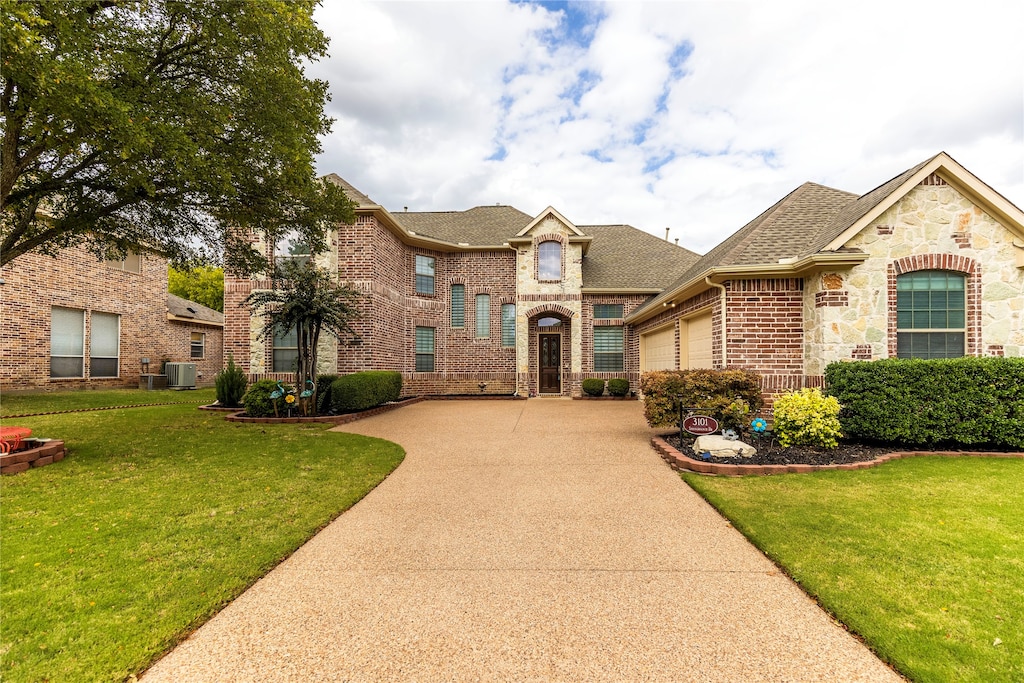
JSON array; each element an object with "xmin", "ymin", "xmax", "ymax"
[{"xmin": 1, "ymin": 0, "xmax": 352, "ymax": 270}]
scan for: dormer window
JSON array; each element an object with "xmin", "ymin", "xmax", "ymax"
[{"xmin": 538, "ymin": 241, "xmax": 561, "ymax": 281}]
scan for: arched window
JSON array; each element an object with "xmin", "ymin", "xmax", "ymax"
[
  {"xmin": 896, "ymin": 270, "xmax": 965, "ymax": 359},
  {"xmin": 538, "ymin": 241, "xmax": 561, "ymax": 281}
]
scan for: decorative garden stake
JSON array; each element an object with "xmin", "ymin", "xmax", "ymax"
[
  {"xmin": 285, "ymin": 393, "xmax": 296, "ymax": 418},
  {"xmin": 269, "ymin": 381, "xmax": 286, "ymax": 418}
]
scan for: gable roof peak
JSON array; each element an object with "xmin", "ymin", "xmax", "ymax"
[{"xmin": 517, "ymin": 206, "xmax": 586, "ymax": 237}]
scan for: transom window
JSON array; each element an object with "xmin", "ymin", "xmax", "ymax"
[
  {"xmin": 415, "ymin": 255, "xmax": 435, "ymax": 295},
  {"xmin": 593, "ymin": 326, "xmax": 624, "ymax": 372},
  {"xmin": 415, "ymin": 327, "xmax": 435, "ymax": 372},
  {"xmin": 273, "ymin": 325, "xmax": 298, "ymax": 372},
  {"xmin": 896, "ymin": 270, "xmax": 966, "ymax": 359},
  {"xmin": 538, "ymin": 241, "xmax": 561, "ymax": 281},
  {"xmin": 538, "ymin": 316, "xmax": 561, "ymax": 328},
  {"xmin": 593, "ymin": 304, "xmax": 623, "ymax": 319}
]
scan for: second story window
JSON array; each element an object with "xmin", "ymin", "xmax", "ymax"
[
  {"xmin": 451, "ymin": 284, "xmax": 465, "ymax": 328},
  {"xmin": 415, "ymin": 255, "xmax": 435, "ymax": 295},
  {"xmin": 275, "ymin": 231, "xmax": 311, "ymax": 269},
  {"xmin": 538, "ymin": 241, "xmax": 561, "ymax": 281}
]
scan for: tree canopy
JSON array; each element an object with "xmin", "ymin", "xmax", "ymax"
[
  {"xmin": 168, "ymin": 264, "xmax": 223, "ymax": 312},
  {"xmin": 1, "ymin": 0, "xmax": 354, "ymax": 271}
]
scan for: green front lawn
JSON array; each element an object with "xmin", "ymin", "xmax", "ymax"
[
  {"xmin": 1, "ymin": 390, "xmax": 405, "ymax": 682},
  {"xmin": 684, "ymin": 458, "xmax": 1024, "ymax": 682},
  {"xmin": 1, "ymin": 388, "xmax": 207, "ymax": 417}
]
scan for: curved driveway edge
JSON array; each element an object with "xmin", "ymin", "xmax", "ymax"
[{"xmin": 143, "ymin": 400, "xmax": 902, "ymax": 682}]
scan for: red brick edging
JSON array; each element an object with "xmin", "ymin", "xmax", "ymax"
[
  {"xmin": 224, "ymin": 397, "xmax": 425, "ymax": 425},
  {"xmin": 651, "ymin": 434, "xmax": 1024, "ymax": 476},
  {"xmin": 1, "ymin": 441, "xmax": 67, "ymax": 475}
]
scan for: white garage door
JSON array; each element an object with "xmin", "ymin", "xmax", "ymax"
[
  {"xmin": 684, "ymin": 312, "xmax": 713, "ymax": 369},
  {"xmin": 641, "ymin": 325, "xmax": 675, "ymax": 371}
]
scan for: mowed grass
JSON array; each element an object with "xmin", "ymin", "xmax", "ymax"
[
  {"xmin": 683, "ymin": 457, "xmax": 1024, "ymax": 683},
  {"xmin": 1, "ymin": 388, "xmax": 205, "ymax": 417},
  {"xmin": 1, "ymin": 390, "xmax": 405, "ymax": 682}
]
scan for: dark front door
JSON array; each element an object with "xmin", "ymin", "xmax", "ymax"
[{"xmin": 539, "ymin": 333, "xmax": 561, "ymax": 394}]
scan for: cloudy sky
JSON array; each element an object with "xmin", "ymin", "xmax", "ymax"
[{"xmin": 310, "ymin": 0, "xmax": 1024, "ymax": 254}]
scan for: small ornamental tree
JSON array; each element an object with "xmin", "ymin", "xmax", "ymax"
[{"xmin": 244, "ymin": 259, "xmax": 362, "ymax": 413}]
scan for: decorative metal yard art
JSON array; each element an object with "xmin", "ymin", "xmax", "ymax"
[
  {"xmin": 749, "ymin": 416, "xmax": 776, "ymax": 454},
  {"xmin": 269, "ymin": 381, "xmax": 287, "ymax": 418},
  {"xmin": 299, "ymin": 379, "xmax": 316, "ymax": 416}
]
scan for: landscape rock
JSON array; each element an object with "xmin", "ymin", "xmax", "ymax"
[{"xmin": 692, "ymin": 434, "xmax": 757, "ymax": 458}]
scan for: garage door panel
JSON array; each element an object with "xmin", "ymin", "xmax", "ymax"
[
  {"xmin": 642, "ymin": 326, "xmax": 675, "ymax": 372},
  {"xmin": 685, "ymin": 313, "xmax": 713, "ymax": 369}
]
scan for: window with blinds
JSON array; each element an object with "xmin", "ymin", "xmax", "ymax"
[
  {"xmin": 415, "ymin": 327, "xmax": 435, "ymax": 372},
  {"xmin": 593, "ymin": 326, "xmax": 624, "ymax": 372},
  {"xmin": 90, "ymin": 312, "xmax": 120, "ymax": 377},
  {"xmin": 273, "ymin": 325, "xmax": 298, "ymax": 372},
  {"xmin": 476, "ymin": 294, "xmax": 490, "ymax": 338},
  {"xmin": 501, "ymin": 303, "xmax": 515, "ymax": 347},
  {"xmin": 451, "ymin": 284, "xmax": 465, "ymax": 328},
  {"xmin": 896, "ymin": 271, "xmax": 966, "ymax": 359},
  {"xmin": 415, "ymin": 255, "xmax": 435, "ymax": 295},
  {"xmin": 50, "ymin": 307, "xmax": 85, "ymax": 378},
  {"xmin": 593, "ymin": 304, "xmax": 623, "ymax": 319}
]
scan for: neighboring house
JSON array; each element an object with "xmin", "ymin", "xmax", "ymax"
[
  {"xmin": 224, "ymin": 152, "xmax": 1024, "ymax": 400},
  {"xmin": 0, "ymin": 245, "xmax": 224, "ymax": 390}
]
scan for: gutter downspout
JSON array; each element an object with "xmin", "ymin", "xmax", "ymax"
[{"xmin": 705, "ymin": 276, "xmax": 727, "ymax": 368}]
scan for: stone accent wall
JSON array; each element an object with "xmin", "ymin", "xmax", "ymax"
[
  {"xmin": 1, "ymin": 246, "xmax": 218, "ymax": 390},
  {"xmin": 806, "ymin": 182, "xmax": 1024, "ymax": 375}
]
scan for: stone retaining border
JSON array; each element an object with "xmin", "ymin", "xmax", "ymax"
[
  {"xmin": 651, "ymin": 434, "xmax": 1024, "ymax": 476},
  {"xmin": 1, "ymin": 441, "xmax": 67, "ymax": 475}
]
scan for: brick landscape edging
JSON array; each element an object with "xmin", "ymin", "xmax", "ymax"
[
  {"xmin": 1, "ymin": 441, "xmax": 67, "ymax": 475},
  {"xmin": 651, "ymin": 434, "xmax": 1024, "ymax": 476},
  {"xmin": 224, "ymin": 397, "xmax": 425, "ymax": 424}
]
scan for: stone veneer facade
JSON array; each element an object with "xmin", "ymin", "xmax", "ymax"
[
  {"xmin": 1, "ymin": 246, "xmax": 223, "ymax": 391},
  {"xmin": 804, "ymin": 181, "xmax": 1023, "ymax": 377}
]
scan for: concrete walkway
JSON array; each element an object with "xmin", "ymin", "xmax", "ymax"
[{"xmin": 143, "ymin": 400, "xmax": 902, "ymax": 682}]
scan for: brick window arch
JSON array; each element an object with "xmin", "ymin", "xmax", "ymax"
[{"xmin": 887, "ymin": 254, "xmax": 981, "ymax": 358}]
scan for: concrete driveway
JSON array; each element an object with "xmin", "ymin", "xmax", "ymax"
[{"xmin": 143, "ymin": 399, "xmax": 901, "ymax": 682}]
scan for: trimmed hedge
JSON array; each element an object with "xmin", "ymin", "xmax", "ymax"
[
  {"xmin": 331, "ymin": 371, "xmax": 403, "ymax": 412},
  {"xmin": 641, "ymin": 369, "xmax": 763, "ymax": 432},
  {"xmin": 607, "ymin": 378, "xmax": 630, "ymax": 397},
  {"xmin": 581, "ymin": 378, "xmax": 606, "ymax": 397},
  {"xmin": 241, "ymin": 379, "xmax": 294, "ymax": 418},
  {"xmin": 825, "ymin": 357, "xmax": 1024, "ymax": 448}
]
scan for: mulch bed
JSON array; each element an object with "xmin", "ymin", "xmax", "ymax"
[{"xmin": 663, "ymin": 432, "xmax": 1016, "ymax": 466}]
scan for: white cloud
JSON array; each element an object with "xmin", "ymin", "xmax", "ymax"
[{"xmin": 312, "ymin": 0, "xmax": 1024, "ymax": 254}]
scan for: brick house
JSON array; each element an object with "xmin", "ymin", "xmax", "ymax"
[
  {"xmin": 0, "ymin": 246, "xmax": 223, "ymax": 391},
  {"xmin": 225, "ymin": 152, "xmax": 1023, "ymax": 400}
]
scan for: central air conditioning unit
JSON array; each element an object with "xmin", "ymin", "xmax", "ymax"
[{"xmin": 165, "ymin": 362, "xmax": 197, "ymax": 389}]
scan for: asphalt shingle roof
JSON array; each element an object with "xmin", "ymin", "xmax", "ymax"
[
  {"xmin": 579, "ymin": 225, "xmax": 700, "ymax": 289},
  {"xmin": 392, "ymin": 206, "xmax": 533, "ymax": 245},
  {"xmin": 167, "ymin": 293, "xmax": 224, "ymax": 325}
]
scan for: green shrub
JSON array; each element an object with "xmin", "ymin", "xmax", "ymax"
[
  {"xmin": 214, "ymin": 354, "xmax": 248, "ymax": 408},
  {"xmin": 772, "ymin": 387, "xmax": 842, "ymax": 449},
  {"xmin": 331, "ymin": 371, "xmax": 403, "ymax": 412},
  {"xmin": 607, "ymin": 378, "xmax": 630, "ymax": 397},
  {"xmin": 640, "ymin": 369, "xmax": 762, "ymax": 432},
  {"xmin": 242, "ymin": 379, "xmax": 294, "ymax": 418},
  {"xmin": 825, "ymin": 357, "xmax": 1024, "ymax": 448},
  {"xmin": 582, "ymin": 378, "xmax": 606, "ymax": 396},
  {"xmin": 315, "ymin": 374, "xmax": 340, "ymax": 415}
]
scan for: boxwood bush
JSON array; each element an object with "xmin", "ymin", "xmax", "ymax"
[
  {"xmin": 825, "ymin": 357, "xmax": 1024, "ymax": 448},
  {"xmin": 581, "ymin": 378, "xmax": 606, "ymax": 396},
  {"xmin": 772, "ymin": 387, "xmax": 842, "ymax": 448},
  {"xmin": 607, "ymin": 378, "xmax": 630, "ymax": 397},
  {"xmin": 641, "ymin": 369, "xmax": 762, "ymax": 432},
  {"xmin": 331, "ymin": 371, "xmax": 403, "ymax": 412},
  {"xmin": 242, "ymin": 379, "xmax": 294, "ymax": 418}
]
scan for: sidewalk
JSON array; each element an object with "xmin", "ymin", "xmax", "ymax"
[{"xmin": 142, "ymin": 400, "xmax": 901, "ymax": 681}]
